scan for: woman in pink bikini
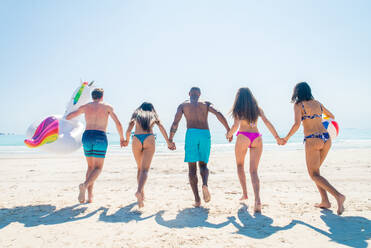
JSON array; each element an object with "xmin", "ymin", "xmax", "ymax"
[{"xmin": 227, "ymin": 87, "xmax": 283, "ymax": 212}]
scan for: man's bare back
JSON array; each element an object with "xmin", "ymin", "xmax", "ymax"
[
  {"xmin": 83, "ymin": 102, "xmax": 112, "ymax": 132},
  {"xmin": 169, "ymin": 87, "xmax": 230, "ymax": 140},
  {"xmin": 181, "ymin": 100, "xmax": 211, "ymax": 130}
]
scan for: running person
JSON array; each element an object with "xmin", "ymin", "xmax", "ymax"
[
  {"xmin": 226, "ymin": 87, "xmax": 283, "ymax": 213},
  {"xmin": 66, "ymin": 88, "xmax": 124, "ymax": 203},
  {"xmin": 124, "ymin": 102, "xmax": 175, "ymax": 208},
  {"xmin": 169, "ymin": 87, "xmax": 231, "ymax": 207},
  {"xmin": 282, "ymin": 82, "xmax": 345, "ymax": 215}
]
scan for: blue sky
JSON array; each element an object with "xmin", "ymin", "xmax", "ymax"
[{"xmin": 1, "ymin": 0, "xmax": 370, "ymax": 134}]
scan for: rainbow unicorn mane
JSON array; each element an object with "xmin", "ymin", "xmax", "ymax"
[
  {"xmin": 73, "ymin": 82, "xmax": 89, "ymax": 105},
  {"xmin": 24, "ymin": 116, "xmax": 59, "ymax": 148}
]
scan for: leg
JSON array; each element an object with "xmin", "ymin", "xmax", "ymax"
[
  {"xmin": 314, "ymin": 139, "xmax": 332, "ymax": 208},
  {"xmin": 135, "ymin": 136, "xmax": 155, "ymax": 208},
  {"xmin": 235, "ymin": 135, "xmax": 249, "ymax": 200},
  {"xmin": 305, "ymin": 139, "xmax": 345, "ymax": 215},
  {"xmin": 199, "ymin": 162, "xmax": 210, "ymax": 202},
  {"xmin": 78, "ymin": 156, "xmax": 94, "ymax": 203},
  {"xmin": 79, "ymin": 157, "xmax": 105, "ymax": 203},
  {"xmin": 132, "ymin": 137, "xmax": 144, "ymax": 198},
  {"xmin": 249, "ymin": 137, "xmax": 263, "ymax": 212},
  {"xmin": 85, "ymin": 157, "xmax": 95, "ymax": 203},
  {"xmin": 188, "ymin": 162, "xmax": 201, "ymax": 207}
]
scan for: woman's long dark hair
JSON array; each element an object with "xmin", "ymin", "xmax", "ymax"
[
  {"xmin": 231, "ymin": 87, "xmax": 260, "ymax": 123},
  {"xmin": 291, "ymin": 82, "xmax": 314, "ymax": 104},
  {"xmin": 131, "ymin": 102, "xmax": 159, "ymax": 132}
]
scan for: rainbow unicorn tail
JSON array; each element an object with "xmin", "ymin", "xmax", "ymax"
[{"xmin": 24, "ymin": 116, "xmax": 59, "ymax": 148}]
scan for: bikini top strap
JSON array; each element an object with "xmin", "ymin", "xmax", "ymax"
[
  {"xmin": 319, "ymin": 102, "xmax": 323, "ymax": 113},
  {"xmin": 301, "ymin": 102, "xmax": 307, "ymax": 115}
]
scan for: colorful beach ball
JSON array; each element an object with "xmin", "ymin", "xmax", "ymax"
[{"xmin": 322, "ymin": 117, "xmax": 339, "ymax": 140}]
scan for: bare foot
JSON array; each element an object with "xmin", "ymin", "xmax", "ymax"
[
  {"xmin": 202, "ymin": 185, "xmax": 211, "ymax": 203},
  {"xmin": 78, "ymin": 184, "xmax": 86, "ymax": 203},
  {"xmin": 254, "ymin": 202, "xmax": 262, "ymax": 213},
  {"xmin": 193, "ymin": 201, "xmax": 201, "ymax": 207},
  {"xmin": 135, "ymin": 191, "xmax": 144, "ymax": 208},
  {"xmin": 239, "ymin": 195, "xmax": 248, "ymax": 201},
  {"xmin": 314, "ymin": 201, "xmax": 331, "ymax": 209},
  {"xmin": 337, "ymin": 195, "xmax": 345, "ymax": 215}
]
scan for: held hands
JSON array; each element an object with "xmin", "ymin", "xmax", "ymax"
[
  {"xmin": 278, "ymin": 138, "xmax": 287, "ymax": 146},
  {"xmin": 167, "ymin": 141, "xmax": 176, "ymax": 150},
  {"xmin": 120, "ymin": 138, "xmax": 129, "ymax": 147},
  {"xmin": 275, "ymin": 136, "xmax": 287, "ymax": 146},
  {"xmin": 226, "ymin": 131, "xmax": 233, "ymax": 142}
]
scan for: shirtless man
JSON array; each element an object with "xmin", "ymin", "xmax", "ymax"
[
  {"xmin": 169, "ymin": 87, "xmax": 231, "ymax": 207},
  {"xmin": 66, "ymin": 88, "xmax": 124, "ymax": 203}
]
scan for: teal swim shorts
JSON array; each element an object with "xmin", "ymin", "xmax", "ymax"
[
  {"xmin": 184, "ymin": 128, "xmax": 211, "ymax": 164},
  {"xmin": 82, "ymin": 130, "xmax": 108, "ymax": 158}
]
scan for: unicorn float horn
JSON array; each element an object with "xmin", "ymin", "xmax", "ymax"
[{"xmin": 63, "ymin": 81, "xmax": 94, "ymax": 118}]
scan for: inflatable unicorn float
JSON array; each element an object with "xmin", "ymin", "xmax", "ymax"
[{"xmin": 24, "ymin": 81, "xmax": 95, "ymax": 154}]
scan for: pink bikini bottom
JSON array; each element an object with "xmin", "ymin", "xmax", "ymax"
[{"xmin": 236, "ymin": 131, "xmax": 262, "ymax": 148}]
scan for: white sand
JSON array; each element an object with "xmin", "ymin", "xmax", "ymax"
[{"xmin": 0, "ymin": 148, "xmax": 370, "ymax": 248}]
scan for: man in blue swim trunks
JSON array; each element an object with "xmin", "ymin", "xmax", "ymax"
[
  {"xmin": 66, "ymin": 88, "xmax": 124, "ymax": 203},
  {"xmin": 169, "ymin": 87, "xmax": 231, "ymax": 207}
]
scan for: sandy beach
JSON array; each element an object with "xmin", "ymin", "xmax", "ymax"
[{"xmin": 0, "ymin": 148, "xmax": 370, "ymax": 248}]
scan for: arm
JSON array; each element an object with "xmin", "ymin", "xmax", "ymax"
[
  {"xmin": 321, "ymin": 103, "xmax": 335, "ymax": 119},
  {"xmin": 226, "ymin": 117, "xmax": 240, "ymax": 141},
  {"xmin": 156, "ymin": 121, "xmax": 175, "ymax": 150},
  {"xmin": 283, "ymin": 104, "xmax": 302, "ymax": 142},
  {"xmin": 259, "ymin": 108, "xmax": 281, "ymax": 143},
  {"xmin": 169, "ymin": 104, "xmax": 184, "ymax": 142},
  {"xmin": 125, "ymin": 120, "xmax": 135, "ymax": 146},
  {"xmin": 65, "ymin": 105, "xmax": 85, "ymax": 120},
  {"xmin": 208, "ymin": 103, "xmax": 230, "ymax": 132},
  {"xmin": 108, "ymin": 106, "xmax": 125, "ymax": 146}
]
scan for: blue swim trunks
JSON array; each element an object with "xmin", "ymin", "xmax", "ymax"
[
  {"xmin": 184, "ymin": 128, "xmax": 211, "ymax": 164},
  {"xmin": 82, "ymin": 130, "xmax": 108, "ymax": 158}
]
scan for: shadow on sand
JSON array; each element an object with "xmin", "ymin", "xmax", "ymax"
[
  {"xmin": 98, "ymin": 202, "xmax": 154, "ymax": 223},
  {"xmin": 155, "ymin": 207, "xmax": 230, "ymax": 229},
  {"xmin": 228, "ymin": 203, "xmax": 297, "ymax": 239},
  {"xmin": 297, "ymin": 209, "xmax": 371, "ymax": 248},
  {"xmin": 0, "ymin": 204, "xmax": 101, "ymax": 228}
]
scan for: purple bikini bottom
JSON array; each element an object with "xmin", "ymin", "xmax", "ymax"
[{"xmin": 236, "ymin": 131, "xmax": 262, "ymax": 148}]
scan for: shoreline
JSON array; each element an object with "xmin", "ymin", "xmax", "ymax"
[{"xmin": 1, "ymin": 143, "xmax": 371, "ymax": 158}]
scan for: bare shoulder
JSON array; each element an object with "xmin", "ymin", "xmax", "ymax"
[
  {"xmin": 80, "ymin": 103, "xmax": 90, "ymax": 108},
  {"xmin": 102, "ymin": 102, "xmax": 114, "ymax": 111},
  {"xmin": 203, "ymin": 101, "xmax": 212, "ymax": 107},
  {"xmin": 78, "ymin": 102, "xmax": 92, "ymax": 111},
  {"xmin": 178, "ymin": 101, "xmax": 189, "ymax": 109},
  {"xmin": 182, "ymin": 100, "xmax": 190, "ymax": 106},
  {"xmin": 294, "ymin": 102, "xmax": 301, "ymax": 109},
  {"xmin": 258, "ymin": 107, "xmax": 264, "ymax": 116}
]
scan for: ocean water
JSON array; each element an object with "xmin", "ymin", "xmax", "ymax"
[{"xmin": 1, "ymin": 128, "xmax": 371, "ymax": 156}]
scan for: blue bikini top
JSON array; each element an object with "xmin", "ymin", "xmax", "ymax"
[{"xmin": 301, "ymin": 102, "xmax": 323, "ymax": 121}]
